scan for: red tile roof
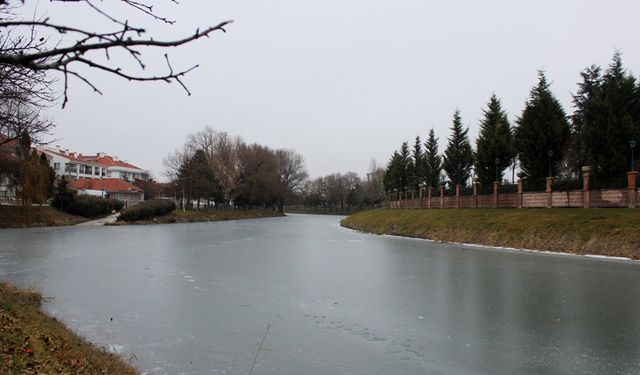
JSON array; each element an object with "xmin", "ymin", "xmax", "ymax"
[
  {"xmin": 43, "ymin": 149, "xmax": 87, "ymax": 163},
  {"xmin": 77, "ymin": 155, "xmax": 143, "ymax": 170},
  {"xmin": 70, "ymin": 178, "xmax": 144, "ymax": 193}
]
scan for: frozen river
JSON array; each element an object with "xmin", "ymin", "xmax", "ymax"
[{"xmin": 1, "ymin": 214, "xmax": 639, "ymax": 374}]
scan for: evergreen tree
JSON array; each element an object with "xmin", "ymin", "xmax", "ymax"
[
  {"xmin": 475, "ymin": 94, "xmax": 515, "ymax": 185},
  {"xmin": 568, "ymin": 64, "xmax": 601, "ymax": 177},
  {"xmin": 383, "ymin": 142, "xmax": 411, "ymax": 191},
  {"xmin": 411, "ymin": 135, "xmax": 424, "ymax": 189},
  {"xmin": 581, "ymin": 53, "xmax": 640, "ymax": 179},
  {"xmin": 51, "ymin": 177, "xmax": 76, "ymax": 212},
  {"xmin": 398, "ymin": 141, "xmax": 411, "ymax": 189},
  {"xmin": 424, "ymin": 129, "xmax": 442, "ymax": 189},
  {"xmin": 443, "ymin": 110, "xmax": 474, "ymax": 186},
  {"xmin": 515, "ymin": 71, "xmax": 570, "ymax": 181},
  {"xmin": 383, "ymin": 151, "xmax": 401, "ymax": 191}
]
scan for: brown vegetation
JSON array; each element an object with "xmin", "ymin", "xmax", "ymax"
[
  {"xmin": 341, "ymin": 208, "xmax": 640, "ymax": 259},
  {"xmin": 0, "ymin": 282, "xmax": 137, "ymax": 374},
  {"xmin": 115, "ymin": 208, "xmax": 284, "ymax": 225},
  {"xmin": 0, "ymin": 205, "xmax": 85, "ymax": 228}
]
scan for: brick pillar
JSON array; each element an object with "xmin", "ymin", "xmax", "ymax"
[
  {"xmin": 428, "ymin": 187, "xmax": 433, "ymax": 209},
  {"xmin": 455, "ymin": 184, "xmax": 461, "ymax": 208},
  {"xmin": 472, "ymin": 180, "xmax": 478, "ymax": 208},
  {"xmin": 546, "ymin": 177, "xmax": 554, "ymax": 208},
  {"xmin": 627, "ymin": 171, "xmax": 638, "ymax": 208},
  {"xmin": 582, "ymin": 167, "xmax": 591, "ymax": 208},
  {"xmin": 493, "ymin": 181, "xmax": 499, "ymax": 208},
  {"xmin": 411, "ymin": 190, "xmax": 415, "ymax": 209},
  {"xmin": 517, "ymin": 178, "xmax": 523, "ymax": 208},
  {"xmin": 439, "ymin": 185, "xmax": 445, "ymax": 209}
]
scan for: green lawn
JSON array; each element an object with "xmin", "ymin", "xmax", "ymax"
[{"xmin": 341, "ymin": 208, "xmax": 640, "ymax": 259}]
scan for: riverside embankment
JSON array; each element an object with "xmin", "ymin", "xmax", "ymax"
[{"xmin": 341, "ymin": 208, "xmax": 640, "ymax": 259}]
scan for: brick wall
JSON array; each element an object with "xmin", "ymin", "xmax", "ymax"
[
  {"xmin": 523, "ymin": 192, "xmax": 547, "ymax": 208},
  {"xmin": 389, "ymin": 187, "xmax": 636, "ymax": 209},
  {"xmin": 591, "ymin": 189, "xmax": 628, "ymax": 208},
  {"xmin": 552, "ymin": 191, "xmax": 583, "ymax": 208},
  {"xmin": 498, "ymin": 193, "xmax": 518, "ymax": 208},
  {"xmin": 443, "ymin": 196, "xmax": 456, "ymax": 208},
  {"xmin": 460, "ymin": 195, "xmax": 475, "ymax": 208}
]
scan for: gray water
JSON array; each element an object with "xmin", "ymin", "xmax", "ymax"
[{"xmin": 1, "ymin": 214, "xmax": 639, "ymax": 374}]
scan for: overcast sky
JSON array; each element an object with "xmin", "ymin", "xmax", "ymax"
[{"xmin": 33, "ymin": 0, "xmax": 640, "ymax": 180}]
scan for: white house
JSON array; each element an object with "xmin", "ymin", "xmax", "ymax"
[{"xmin": 38, "ymin": 146, "xmax": 149, "ymax": 182}]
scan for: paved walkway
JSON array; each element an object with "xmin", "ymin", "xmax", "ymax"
[{"xmin": 76, "ymin": 212, "xmax": 120, "ymax": 226}]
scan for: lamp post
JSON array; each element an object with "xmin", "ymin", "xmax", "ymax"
[
  {"xmin": 494, "ymin": 157, "xmax": 500, "ymax": 182},
  {"xmin": 548, "ymin": 150, "xmax": 553, "ymax": 177},
  {"xmin": 630, "ymin": 140, "xmax": 637, "ymax": 171}
]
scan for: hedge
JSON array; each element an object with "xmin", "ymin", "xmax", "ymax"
[
  {"xmin": 65, "ymin": 195, "xmax": 125, "ymax": 218},
  {"xmin": 118, "ymin": 199, "xmax": 176, "ymax": 222}
]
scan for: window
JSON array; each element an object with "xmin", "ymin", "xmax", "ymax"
[
  {"xmin": 53, "ymin": 162, "xmax": 60, "ymax": 170},
  {"xmin": 95, "ymin": 168, "xmax": 100, "ymax": 176},
  {"xmin": 84, "ymin": 165, "xmax": 92, "ymax": 174}
]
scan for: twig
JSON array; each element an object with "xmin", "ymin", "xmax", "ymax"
[{"xmin": 249, "ymin": 315, "xmax": 271, "ymax": 375}]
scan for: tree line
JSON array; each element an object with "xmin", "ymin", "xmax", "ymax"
[
  {"xmin": 164, "ymin": 127, "xmax": 308, "ymax": 212},
  {"xmin": 384, "ymin": 53, "xmax": 640, "ymax": 193},
  {"xmin": 293, "ymin": 161, "xmax": 386, "ymax": 212}
]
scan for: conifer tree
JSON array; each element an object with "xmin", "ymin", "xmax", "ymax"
[
  {"xmin": 383, "ymin": 142, "xmax": 411, "ymax": 191},
  {"xmin": 411, "ymin": 135, "xmax": 424, "ymax": 189},
  {"xmin": 568, "ymin": 64, "xmax": 601, "ymax": 177},
  {"xmin": 515, "ymin": 71, "xmax": 570, "ymax": 181},
  {"xmin": 424, "ymin": 129, "xmax": 442, "ymax": 189},
  {"xmin": 581, "ymin": 53, "xmax": 640, "ymax": 179},
  {"xmin": 443, "ymin": 110, "xmax": 474, "ymax": 186},
  {"xmin": 398, "ymin": 141, "xmax": 411, "ymax": 189},
  {"xmin": 383, "ymin": 151, "xmax": 402, "ymax": 191},
  {"xmin": 475, "ymin": 94, "xmax": 515, "ymax": 185}
]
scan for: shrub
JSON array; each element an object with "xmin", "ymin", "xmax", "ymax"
[
  {"xmin": 118, "ymin": 199, "xmax": 176, "ymax": 222},
  {"xmin": 65, "ymin": 195, "xmax": 125, "ymax": 218}
]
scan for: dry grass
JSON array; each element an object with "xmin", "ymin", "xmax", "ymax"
[
  {"xmin": 341, "ymin": 208, "xmax": 640, "ymax": 259},
  {"xmin": 115, "ymin": 208, "xmax": 284, "ymax": 225},
  {"xmin": 0, "ymin": 282, "xmax": 137, "ymax": 374},
  {"xmin": 0, "ymin": 205, "xmax": 86, "ymax": 228}
]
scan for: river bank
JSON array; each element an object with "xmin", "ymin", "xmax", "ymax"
[
  {"xmin": 0, "ymin": 205, "xmax": 87, "ymax": 228},
  {"xmin": 0, "ymin": 282, "xmax": 136, "ymax": 374},
  {"xmin": 114, "ymin": 209, "xmax": 284, "ymax": 225},
  {"xmin": 341, "ymin": 208, "xmax": 640, "ymax": 259}
]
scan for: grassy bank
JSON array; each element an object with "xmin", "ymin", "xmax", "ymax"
[
  {"xmin": 341, "ymin": 208, "xmax": 640, "ymax": 259},
  {"xmin": 0, "ymin": 282, "xmax": 136, "ymax": 374},
  {"xmin": 0, "ymin": 205, "xmax": 86, "ymax": 228},
  {"xmin": 117, "ymin": 209, "xmax": 284, "ymax": 225}
]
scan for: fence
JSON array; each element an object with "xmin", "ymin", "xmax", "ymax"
[{"xmin": 388, "ymin": 169, "xmax": 640, "ymax": 209}]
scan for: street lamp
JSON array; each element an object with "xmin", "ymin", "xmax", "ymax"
[
  {"xmin": 630, "ymin": 140, "xmax": 636, "ymax": 171},
  {"xmin": 494, "ymin": 157, "xmax": 500, "ymax": 182},
  {"xmin": 548, "ymin": 150, "xmax": 554, "ymax": 177}
]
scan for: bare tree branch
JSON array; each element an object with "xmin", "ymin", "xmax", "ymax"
[{"xmin": 0, "ymin": 0, "xmax": 233, "ymax": 106}]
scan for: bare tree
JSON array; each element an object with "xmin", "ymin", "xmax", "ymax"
[
  {"xmin": 0, "ymin": 102, "xmax": 53, "ymax": 145},
  {"xmin": 0, "ymin": 0, "xmax": 232, "ymax": 107},
  {"xmin": 275, "ymin": 149, "xmax": 308, "ymax": 212},
  {"xmin": 188, "ymin": 128, "xmax": 243, "ymax": 206}
]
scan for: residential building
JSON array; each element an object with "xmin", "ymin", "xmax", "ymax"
[
  {"xmin": 70, "ymin": 178, "xmax": 144, "ymax": 206},
  {"xmin": 38, "ymin": 146, "xmax": 149, "ymax": 182}
]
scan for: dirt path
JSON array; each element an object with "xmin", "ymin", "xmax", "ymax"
[{"xmin": 76, "ymin": 212, "xmax": 120, "ymax": 226}]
